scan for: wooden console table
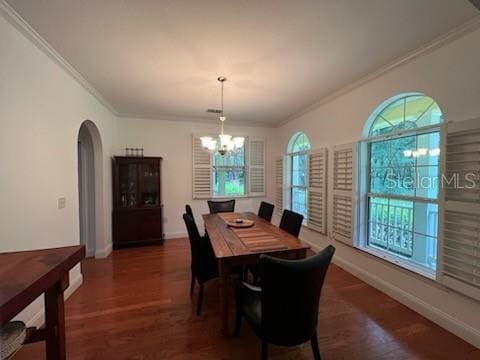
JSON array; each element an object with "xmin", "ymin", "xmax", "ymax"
[{"xmin": 0, "ymin": 246, "xmax": 85, "ymax": 360}]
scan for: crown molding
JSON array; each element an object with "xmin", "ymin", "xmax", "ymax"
[
  {"xmin": 3, "ymin": 0, "xmax": 479, "ymax": 129},
  {"xmin": 118, "ymin": 113, "xmax": 276, "ymax": 128},
  {"xmin": 469, "ymin": 0, "xmax": 480, "ymax": 12},
  {"xmin": 277, "ymin": 15, "xmax": 480, "ymax": 128},
  {"xmin": 0, "ymin": 0, "xmax": 118, "ymax": 116}
]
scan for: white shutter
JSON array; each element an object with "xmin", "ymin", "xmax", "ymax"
[
  {"xmin": 275, "ymin": 157, "xmax": 284, "ymax": 215},
  {"xmin": 248, "ymin": 138, "xmax": 266, "ymax": 196},
  {"xmin": 332, "ymin": 143, "xmax": 357, "ymax": 246},
  {"xmin": 439, "ymin": 118, "xmax": 480, "ymax": 301},
  {"xmin": 192, "ymin": 136, "xmax": 212, "ymax": 199},
  {"xmin": 307, "ymin": 148, "xmax": 327, "ymax": 234}
]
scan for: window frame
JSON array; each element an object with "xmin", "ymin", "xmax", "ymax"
[
  {"xmin": 212, "ymin": 145, "xmax": 246, "ymax": 199},
  {"xmin": 286, "ymin": 132, "xmax": 311, "ymax": 220},
  {"xmin": 358, "ymin": 95, "xmax": 443, "ymax": 279}
]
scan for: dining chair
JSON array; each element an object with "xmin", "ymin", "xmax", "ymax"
[
  {"xmin": 183, "ymin": 213, "xmax": 218, "ymax": 315},
  {"xmin": 185, "ymin": 204, "xmax": 194, "ymax": 218},
  {"xmin": 246, "ymin": 206, "xmax": 297, "ymax": 285},
  {"xmin": 279, "ymin": 209, "xmax": 304, "ymax": 237},
  {"xmin": 234, "ymin": 245, "xmax": 335, "ymax": 360},
  {"xmin": 257, "ymin": 202, "xmax": 274, "ymax": 222},
  {"xmin": 207, "ymin": 199, "xmax": 235, "ymax": 214}
]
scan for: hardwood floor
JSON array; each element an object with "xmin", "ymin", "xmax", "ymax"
[{"xmin": 16, "ymin": 239, "xmax": 479, "ymax": 359}]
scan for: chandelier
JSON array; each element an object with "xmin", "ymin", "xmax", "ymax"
[{"xmin": 200, "ymin": 77, "xmax": 244, "ymax": 155}]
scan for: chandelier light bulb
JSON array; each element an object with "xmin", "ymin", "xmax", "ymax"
[
  {"xmin": 233, "ymin": 137, "xmax": 245, "ymax": 148},
  {"xmin": 200, "ymin": 136, "xmax": 213, "ymax": 148},
  {"xmin": 403, "ymin": 150, "xmax": 413, "ymax": 157},
  {"xmin": 206, "ymin": 138, "xmax": 217, "ymax": 151},
  {"xmin": 417, "ymin": 148, "xmax": 428, "ymax": 156}
]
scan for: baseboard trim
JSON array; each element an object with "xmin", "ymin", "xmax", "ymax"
[
  {"xmin": 165, "ymin": 231, "xmax": 187, "ymax": 240},
  {"xmin": 26, "ymin": 272, "xmax": 84, "ymax": 328},
  {"xmin": 95, "ymin": 243, "xmax": 112, "ymax": 259},
  {"xmin": 303, "ymin": 238, "xmax": 480, "ymax": 349}
]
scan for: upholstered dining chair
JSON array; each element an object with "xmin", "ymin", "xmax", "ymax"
[
  {"xmin": 183, "ymin": 213, "xmax": 218, "ymax": 315},
  {"xmin": 279, "ymin": 209, "xmax": 304, "ymax": 237},
  {"xmin": 234, "ymin": 245, "xmax": 335, "ymax": 360},
  {"xmin": 257, "ymin": 202, "xmax": 274, "ymax": 222},
  {"xmin": 207, "ymin": 199, "xmax": 236, "ymax": 214}
]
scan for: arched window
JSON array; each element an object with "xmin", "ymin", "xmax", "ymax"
[
  {"xmin": 363, "ymin": 93, "xmax": 442, "ymax": 274},
  {"xmin": 287, "ymin": 132, "xmax": 311, "ymax": 218}
]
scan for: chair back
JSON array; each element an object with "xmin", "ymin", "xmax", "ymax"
[
  {"xmin": 257, "ymin": 201, "xmax": 274, "ymax": 222},
  {"xmin": 182, "ymin": 213, "xmax": 203, "ymax": 271},
  {"xmin": 279, "ymin": 209, "xmax": 304, "ymax": 237},
  {"xmin": 259, "ymin": 245, "xmax": 335, "ymax": 346},
  {"xmin": 185, "ymin": 204, "xmax": 194, "ymax": 218},
  {"xmin": 207, "ymin": 199, "xmax": 235, "ymax": 214}
]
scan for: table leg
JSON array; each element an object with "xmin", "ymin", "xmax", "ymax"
[
  {"xmin": 44, "ymin": 276, "xmax": 69, "ymax": 360},
  {"xmin": 218, "ymin": 259, "xmax": 231, "ymax": 336}
]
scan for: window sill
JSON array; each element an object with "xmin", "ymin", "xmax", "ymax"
[
  {"xmin": 358, "ymin": 245, "xmax": 436, "ymax": 280},
  {"xmin": 194, "ymin": 194, "xmax": 265, "ymax": 200}
]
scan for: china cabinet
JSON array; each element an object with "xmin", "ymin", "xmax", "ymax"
[{"xmin": 112, "ymin": 156, "xmax": 163, "ymax": 248}]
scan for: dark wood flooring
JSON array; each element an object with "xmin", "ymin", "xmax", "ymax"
[{"xmin": 15, "ymin": 239, "xmax": 480, "ymax": 359}]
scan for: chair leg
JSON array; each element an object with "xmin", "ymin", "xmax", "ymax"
[
  {"xmin": 196, "ymin": 283, "xmax": 204, "ymax": 316},
  {"xmin": 261, "ymin": 340, "xmax": 268, "ymax": 360},
  {"xmin": 190, "ymin": 271, "xmax": 195, "ymax": 296},
  {"xmin": 233, "ymin": 305, "xmax": 242, "ymax": 336},
  {"xmin": 311, "ymin": 331, "xmax": 321, "ymax": 360}
]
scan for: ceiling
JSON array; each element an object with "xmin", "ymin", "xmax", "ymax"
[{"xmin": 6, "ymin": 0, "xmax": 479, "ymax": 125}]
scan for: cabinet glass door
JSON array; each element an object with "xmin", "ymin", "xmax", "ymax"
[
  {"xmin": 118, "ymin": 163, "xmax": 138, "ymax": 208},
  {"xmin": 139, "ymin": 162, "xmax": 159, "ymax": 207}
]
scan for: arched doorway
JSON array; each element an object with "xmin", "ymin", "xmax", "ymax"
[{"xmin": 77, "ymin": 120, "xmax": 104, "ymax": 257}]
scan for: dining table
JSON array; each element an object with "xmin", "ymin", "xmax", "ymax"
[{"xmin": 202, "ymin": 211, "xmax": 310, "ymax": 335}]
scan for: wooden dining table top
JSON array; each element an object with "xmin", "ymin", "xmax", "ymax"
[
  {"xmin": 202, "ymin": 212, "xmax": 310, "ymax": 259},
  {"xmin": 0, "ymin": 245, "xmax": 85, "ymax": 326}
]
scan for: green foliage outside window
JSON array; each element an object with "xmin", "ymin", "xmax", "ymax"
[
  {"xmin": 213, "ymin": 147, "xmax": 245, "ymax": 197},
  {"xmin": 367, "ymin": 94, "xmax": 442, "ymax": 272}
]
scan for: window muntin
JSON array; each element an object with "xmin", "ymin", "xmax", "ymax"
[
  {"xmin": 287, "ymin": 133, "xmax": 311, "ymax": 218},
  {"xmin": 369, "ymin": 95, "xmax": 442, "ymax": 138},
  {"xmin": 213, "ymin": 146, "xmax": 245, "ymax": 197},
  {"xmin": 365, "ymin": 94, "xmax": 442, "ymax": 274}
]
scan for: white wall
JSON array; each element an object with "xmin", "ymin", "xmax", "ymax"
[
  {"xmin": 274, "ymin": 27, "xmax": 480, "ymax": 347},
  {"xmin": 0, "ymin": 14, "xmax": 116, "ymax": 324},
  {"xmin": 116, "ymin": 117, "xmax": 275, "ymax": 237}
]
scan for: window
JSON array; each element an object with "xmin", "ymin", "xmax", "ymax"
[
  {"xmin": 287, "ymin": 132, "xmax": 311, "ymax": 218},
  {"xmin": 213, "ymin": 147, "xmax": 245, "ymax": 197},
  {"xmin": 192, "ymin": 136, "xmax": 265, "ymax": 199},
  {"xmin": 363, "ymin": 94, "xmax": 443, "ymax": 275}
]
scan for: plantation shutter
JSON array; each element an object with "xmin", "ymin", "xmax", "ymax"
[
  {"xmin": 307, "ymin": 148, "xmax": 327, "ymax": 234},
  {"xmin": 248, "ymin": 138, "xmax": 266, "ymax": 196},
  {"xmin": 275, "ymin": 157, "xmax": 284, "ymax": 215},
  {"xmin": 439, "ymin": 118, "xmax": 480, "ymax": 301},
  {"xmin": 192, "ymin": 136, "xmax": 212, "ymax": 199},
  {"xmin": 332, "ymin": 143, "xmax": 357, "ymax": 246}
]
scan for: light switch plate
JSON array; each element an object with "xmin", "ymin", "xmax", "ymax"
[{"xmin": 58, "ymin": 197, "xmax": 66, "ymax": 209}]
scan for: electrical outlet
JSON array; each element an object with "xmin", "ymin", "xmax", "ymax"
[
  {"xmin": 58, "ymin": 197, "xmax": 66, "ymax": 209},
  {"xmin": 163, "ymin": 217, "xmax": 168, "ymax": 223}
]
